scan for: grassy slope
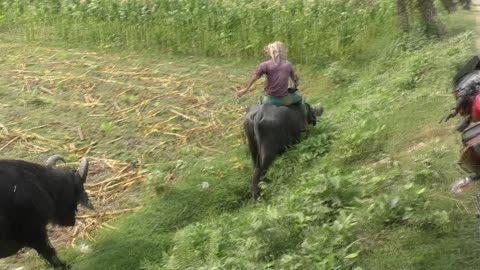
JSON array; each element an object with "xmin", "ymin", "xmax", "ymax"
[
  {"xmin": 351, "ymin": 14, "xmax": 480, "ymax": 269},
  {"xmin": 1, "ymin": 9, "xmax": 480, "ymax": 270},
  {"xmin": 76, "ymin": 11, "xmax": 480, "ymax": 269}
]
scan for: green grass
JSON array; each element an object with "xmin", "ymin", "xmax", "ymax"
[
  {"xmin": 0, "ymin": 3, "xmax": 479, "ymax": 270},
  {"xmin": 359, "ymin": 214, "xmax": 480, "ymax": 270}
]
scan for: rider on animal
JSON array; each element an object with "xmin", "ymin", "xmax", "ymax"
[
  {"xmin": 237, "ymin": 41, "xmax": 304, "ymax": 108},
  {"xmin": 238, "ymin": 42, "xmax": 322, "ymax": 199}
]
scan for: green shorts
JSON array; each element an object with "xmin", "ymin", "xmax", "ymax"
[{"xmin": 261, "ymin": 92, "xmax": 303, "ymax": 106}]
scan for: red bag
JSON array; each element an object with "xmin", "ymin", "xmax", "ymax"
[{"xmin": 472, "ymin": 94, "xmax": 480, "ymax": 122}]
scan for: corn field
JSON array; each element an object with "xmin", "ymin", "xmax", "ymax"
[{"xmin": 0, "ymin": 0, "xmax": 396, "ymax": 64}]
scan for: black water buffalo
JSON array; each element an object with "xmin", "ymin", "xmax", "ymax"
[
  {"xmin": 0, "ymin": 155, "xmax": 93, "ymax": 269},
  {"xmin": 244, "ymin": 103, "xmax": 322, "ymax": 199}
]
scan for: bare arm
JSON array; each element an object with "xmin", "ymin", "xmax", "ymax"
[{"xmin": 237, "ymin": 74, "xmax": 260, "ymax": 97}]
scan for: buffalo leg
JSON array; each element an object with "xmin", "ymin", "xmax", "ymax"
[
  {"xmin": 30, "ymin": 230, "xmax": 68, "ymax": 270},
  {"xmin": 244, "ymin": 122, "xmax": 258, "ymax": 168},
  {"xmin": 251, "ymin": 165, "xmax": 262, "ymax": 200},
  {"xmin": 251, "ymin": 149, "xmax": 276, "ymax": 200}
]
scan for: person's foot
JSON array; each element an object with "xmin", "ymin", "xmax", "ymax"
[{"xmin": 451, "ymin": 175, "xmax": 476, "ymax": 194}]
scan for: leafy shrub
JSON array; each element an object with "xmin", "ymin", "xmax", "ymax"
[
  {"xmin": 335, "ymin": 119, "xmax": 386, "ymax": 164},
  {"xmin": 365, "ymin": 174, "xmax": 450, "ymax": 231},
  {"xmin": 275, "ymin": 212, "xmax": 360, "ymax": 270}
]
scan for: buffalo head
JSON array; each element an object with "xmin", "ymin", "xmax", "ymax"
[
  {"xmin": 306, "ymin": 103, "xmax": 323, "ymax": 126},
  {"xmin": 46, "ymin": 155, "xmax": 93, "ymax": 226}
]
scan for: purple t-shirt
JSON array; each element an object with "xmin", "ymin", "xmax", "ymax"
[{"xmin": 255, "ymin": 60, "xmax": 293, "ymax": 97}]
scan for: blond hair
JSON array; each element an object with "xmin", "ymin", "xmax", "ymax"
[{"xmin": 264, "ymin": 41, "xmax": 287, "ymax": 65}]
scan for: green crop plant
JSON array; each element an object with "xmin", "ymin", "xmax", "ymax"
[{"xmin": 0, "ymin": 0, "xmax": 396, "ymax": 65}]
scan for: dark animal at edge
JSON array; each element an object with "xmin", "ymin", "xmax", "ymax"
[
  {"xmin": 0, "ymin": 155, "xmax": 93, "ymax": 269},
  {"xmin": 244, "ymin": 103, "xmax": 323, "ymax": 200}
]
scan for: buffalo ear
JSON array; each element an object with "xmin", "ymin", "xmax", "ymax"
[
  {"xmin": 76, "ymin": 158, "xmax": 93, "ymax": 209},
  {"xmin": 305, "ymin": 103, "xmax": 317, "ymax": 126},
  {"xmin": 74, "ymin": 177, "xmax": 94, "ymax": 210},
  {"xmin": 77, "ymin": 158, "xmax": 89, "ymax": 183}
]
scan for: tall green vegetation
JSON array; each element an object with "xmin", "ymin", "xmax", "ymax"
[
  {"xmin": 0, "ymin": 0, "xmax": 395, "ymax": 65},
  {"xmin": 396, "ymin": 0, "xmax": 445, "ymax": 36}
]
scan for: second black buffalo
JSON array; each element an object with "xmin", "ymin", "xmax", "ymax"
[{"xmin": 0, "ymin": 155, "xmax": 93, "ymax": 269}]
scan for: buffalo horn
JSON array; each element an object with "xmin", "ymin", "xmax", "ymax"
[
  {"xmin": 78, "ymin": 158, "xmax": 89, "ymax": 183},
  {"xmin": 46, "ymin": 155, "xmax": 66, "ymax": 168}
]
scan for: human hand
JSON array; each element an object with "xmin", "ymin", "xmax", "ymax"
[
  {"xmin": 441, "ymin": 109, "xmax": 457, "ymax": 123},
  {"xmin": 237, "ymin": 88, "xmax": 248, "ymax": 97}
]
